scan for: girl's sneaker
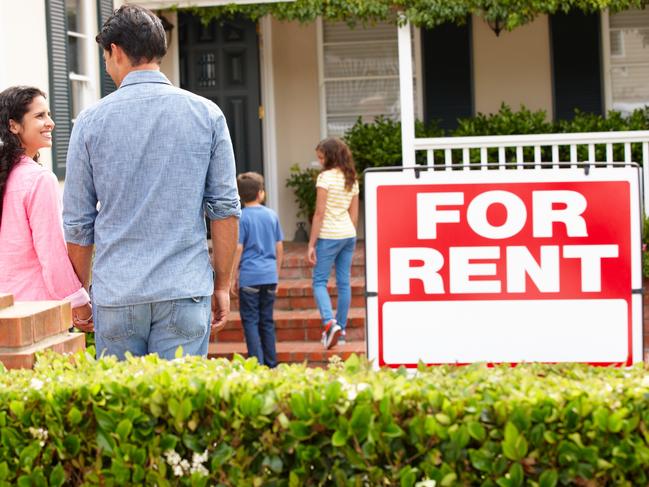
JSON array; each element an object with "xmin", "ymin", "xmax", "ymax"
[
  {"xmin": 338, "ymin": 331, "xmax": 347, "ymax": 345},
  {"xmin": 321, "ymin": 319, "xmax": 341, "ymax": 349}
]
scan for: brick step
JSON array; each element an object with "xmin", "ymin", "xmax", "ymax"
[
  {"xmin": 278, "ymin": 241, "xmax": 365, "ymax": 279},
  {"xmin": 281, "ymin": 241, "xmax": 365, "ymax": 268},
  {"xmin": 213, "ymin": 307, "xmax": 366, "ymax": 342},
  {"xmin": 280, "ymin": 263, "xmax": 365, "ymax": 279},
  {"xmin": 231, "ymin": 278, "xmax": 366, "ymax": 311},
  {"xmin": 0, "ymin": 294, "xmax": 13, "ymax": 310},
  {"xmin": 216, "ymin": 323, "xmax": 366, "ymax": 342},
  {"xmin": 0, "ymin": 332, "xmax": 85, "ymax": 369},
  {"xmin": 0, "ymin": 301, "xmax": 72, "ymax": 347},
  {"xmin": 208, "ymin": 340, "xmax": 365, "ymax": 366}
]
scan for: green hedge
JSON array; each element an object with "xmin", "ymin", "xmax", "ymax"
[
  {"xmin": 2, "ymin": 351, "xmax": 649, "ymax": 486},
  {"xmin": 286, "ymin": 105, "xmax": 649, "ymax": 223},
  {"xmin": 344, "ymin": 104, "xmax": 649, "ymax": 173}
]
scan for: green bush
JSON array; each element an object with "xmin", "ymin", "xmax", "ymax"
[
  {"xmin": 285, "ymin": 164, "xmax": 320, "ymax": 221},
  {"xmin": 2, "ymin": 351, "xmax": 649, "ymax": 486},
  {"xmin": 343, "ymin": 116, "xmax": 443, "ymax": 174},
  {"xmin": 285, "ymin": 105, "xmax": 649, "ymax": 221}
]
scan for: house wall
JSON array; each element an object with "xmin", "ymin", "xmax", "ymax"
[
  {"xmin": 472, "ymin": 14, "xmax": 554, "ymax": 118},
  {"xmin": 159, "ymin": 11, "xmax": 180, "ymax": 86},
  {"xmin": 272, "ymin": 19, "xmax": 321, "ymax": 239},
  {"xmin": 0, "ymin": 0, "xmax": 53, "ymax": 170}
]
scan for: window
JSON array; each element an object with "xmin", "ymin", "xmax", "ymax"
[
  {"xmin": 605, "ymin": 8, "xmax": 649, "ymax": 114},
  {"xmin": 318, "ymin": 20, "xmax": 420, "ymax": 137},
  {"xmin": 66, "ymin": 0, "xmax": 100, "ymax": 121},
  {"xmin": 46, "ymin": 0, "xmax": 103, "ymax": 177}
]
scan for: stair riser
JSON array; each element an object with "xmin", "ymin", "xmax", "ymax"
[
  {"xmin": 223, "ymin": 314, "xmax": 364, "ymax": 330},
  {"xmin": 215, "ymin": 325, "xmax": 366, "ymax": 342},
  {"xmin": 280, "ymin": 266, "xmax": 365, "ymax": 279},
  {"xmin": 231, "ymin": 295, "xmax": 365, "ymax": 311},
  {"xmin": 281, "ymin": 254, "xmax": 365, "ymax": 269}
]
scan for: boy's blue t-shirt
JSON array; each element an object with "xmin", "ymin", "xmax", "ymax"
[{"xmin": 238, "ymin": 205, "xmax": 284, "ymax": 287}]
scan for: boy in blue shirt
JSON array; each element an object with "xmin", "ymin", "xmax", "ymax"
[{"xmin": 231, "ymin": 172, "xmax": 284, "ymax": 367}]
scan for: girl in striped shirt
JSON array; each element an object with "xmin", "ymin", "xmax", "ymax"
[{"xmin": 307, "ymin": 138, "xmax": 359, "ymax": 349}]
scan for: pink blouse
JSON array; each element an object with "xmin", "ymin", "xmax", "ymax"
[{"xmin": 0, "ymin": 157, "xmax": 89, "ymax": 307}]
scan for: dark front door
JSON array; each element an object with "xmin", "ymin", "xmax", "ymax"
[{"xmin": 179, "ymin": 13, "xmax": 263, "ymax": 175}]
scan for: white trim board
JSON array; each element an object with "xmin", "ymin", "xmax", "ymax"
[{"xmin": 259, "ymin": 15, "xmax": 279, "ymax": 213}]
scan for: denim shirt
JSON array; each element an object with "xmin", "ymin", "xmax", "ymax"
[{"xmin": 63, "ymin": 70, "xmax": 241, "ymax": 306}]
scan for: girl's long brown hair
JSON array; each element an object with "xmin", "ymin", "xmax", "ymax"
[{"xmin": 315, "ymin": 137, "xmax": 357, "ymax": 192}]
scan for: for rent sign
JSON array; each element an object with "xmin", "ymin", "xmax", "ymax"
[{"xmin": 364, "ymin": 166, "xmax": 642, "ymax": 368}]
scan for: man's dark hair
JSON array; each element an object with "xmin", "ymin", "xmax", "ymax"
[
  {"xmin": 237, "ymin": 172, "xmax": 264, "ymax": 203},
  {"xmin": 95, "ymin": 5, "xmax": 167, "ymax": 65}
]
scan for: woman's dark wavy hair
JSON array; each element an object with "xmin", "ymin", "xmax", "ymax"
[
  {"xmin": 0, "ymin": 86, "xmax": 46, "ymax": 228},
  {"xmin": 315, "ymin": 137, "xmax": 357, "ymax": 192}
]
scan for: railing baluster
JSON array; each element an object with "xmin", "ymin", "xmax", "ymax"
[
  {"xmin": 606, "ymin": 143, "xmax": 613, "ymax": 166},
  {"xmin": 570, "ymin": 144, "xmax": 577, "ymax": 168},
  {"xmin": 462, "ymin": 148, "xmax": 470, "ymax": 167},
  {"xmin": 552, "ymin": 145, "xmax": 559, "ymax": 164},
  {"xmin": 480, "ymin": 147, "xmax": 488, "ymax": 171},
  {"xmin": 516, "ymin": 146, "xmax": 524, "ymax": 169},
  {"xmin": 498, "ymin": 146, "xmax": 506, "ymax": 169},
  {"xmin": 625, "ymin": 142, "xmax": 632, "ymax": 163},
  {"xmin": 445, "ymin": 148, "xmax": 452, "ymax": 169},
  {"xmin": 427, "ymin": 149, "xmax": 434, "ymax": 167},
  {"xmin": 588, "ymin": 144, "xmax": 595, "ymax": 163},
  {"xmin": 534, "ymin": 146, "xmax": 541, "ymax": 168}
]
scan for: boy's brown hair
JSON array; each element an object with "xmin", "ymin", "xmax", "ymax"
[{"xmin": 237, "ymin": 172, "xmax": 264, "ymax": 203}]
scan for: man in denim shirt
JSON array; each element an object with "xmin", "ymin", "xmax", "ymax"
[{"xmin": 63, "ymin": 5, "xmax": 241, "ymax": 360}]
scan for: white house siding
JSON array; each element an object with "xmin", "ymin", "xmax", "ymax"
[
  {"xmin": 472, "ymin": 14, "xmax": 554, "ymax": 118},
  {"xmin": 0, "ymin": 0, "xmax": 53, "ymax": 170},
  {"xmin": 158, "ymin": 11, "xmax": 180, "ymax": 86}
]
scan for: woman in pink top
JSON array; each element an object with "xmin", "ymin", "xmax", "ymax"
[{"xmin": 0, "ymin": 86, "xmax": 92, "ymax": 330}]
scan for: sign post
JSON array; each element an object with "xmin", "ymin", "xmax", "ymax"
[{"xmin": 364, "ymin": 165, "xmax": 643, "ymax": 368}]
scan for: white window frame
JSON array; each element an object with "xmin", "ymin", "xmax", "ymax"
[
  {"xmin": 601, "ymin": 8, "xmax": 649, "ymax": 113},
  {"xmin": 67, "ymin": 0, "xmax": 101, "ymax": 122},
  {"xmin": 316, "ymin": 17, "xmax": 423, "ymax": 139}
]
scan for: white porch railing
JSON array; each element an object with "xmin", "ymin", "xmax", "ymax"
[{"xmin": 411, "ymin": 131, "xmax": 649, "ymax": 210}]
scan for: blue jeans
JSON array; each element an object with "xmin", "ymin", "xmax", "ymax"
[
  {"xmin": 93, "ymin": 296, "xmax": 211, "ymax": 360},
  {"xmin": 312, "ymin": 237, "xmax": 356, "ymax": 331},
  {"xmin": 238, "ymin": 284, "xmax": 278, "ymax": 368}
]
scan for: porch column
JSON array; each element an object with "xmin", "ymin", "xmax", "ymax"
[{"xmin": 398, "ymin": 18, "xmax": 415, "ymax": 166}]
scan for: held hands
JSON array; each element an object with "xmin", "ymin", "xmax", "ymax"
[
  {"xmin": 72, "ymin": 303, "xmax": 94, "ymax": 332},
  {"xmin": 211, "ymin": 289, "xmax": 230, "ymax": 333},
  {"xmin": 307, "ymin": 244, "xmax": 317, "ymax": 265}
]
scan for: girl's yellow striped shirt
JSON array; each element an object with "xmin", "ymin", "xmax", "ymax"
[{"xmin": 316, "ymin": 168, "xmax": 359, "ymax": 239}]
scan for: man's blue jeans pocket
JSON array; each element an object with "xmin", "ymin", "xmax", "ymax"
[
  {"xmin": 168, "ymin": 296, "xmax": 210, "ymax": 339},
  {"xmin": 95, "ymin": 305, "xmax": 135, "ymax": 342}
]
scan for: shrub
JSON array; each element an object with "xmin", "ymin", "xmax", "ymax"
[
  {"xmin": 286, "ymin": 105, "xmax": 649, "ymax": 222},
  {"xmin": 343, "ymin": 116, "xmax": 443, "ymax": 174},
  {"xmin": 285, "ymin": 164, "xmax": 320, "ymax": 221},
  {"xmin": 2, "ymin": 351, "xmax": 649, "ymax": 486}
]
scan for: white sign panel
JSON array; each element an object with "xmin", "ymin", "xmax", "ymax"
[{"xmin": 364, "ymin": 166, "xmax": 643, "ymax": 368}]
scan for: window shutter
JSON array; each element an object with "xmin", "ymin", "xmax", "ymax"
[
  {"xmin": 421, "ymin": 18, "xmax": 473, "ymax": 130},
  {"xmin": 97, "ymin": 0, "xmax": 117, "ymax": 97},
  {"xmin": 45, "ymin": 0, "xmax": 71, "ymax": 178},
  {"xmin": 550, "ymin": 11, "xmax": 603, "ymax": 120}
]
